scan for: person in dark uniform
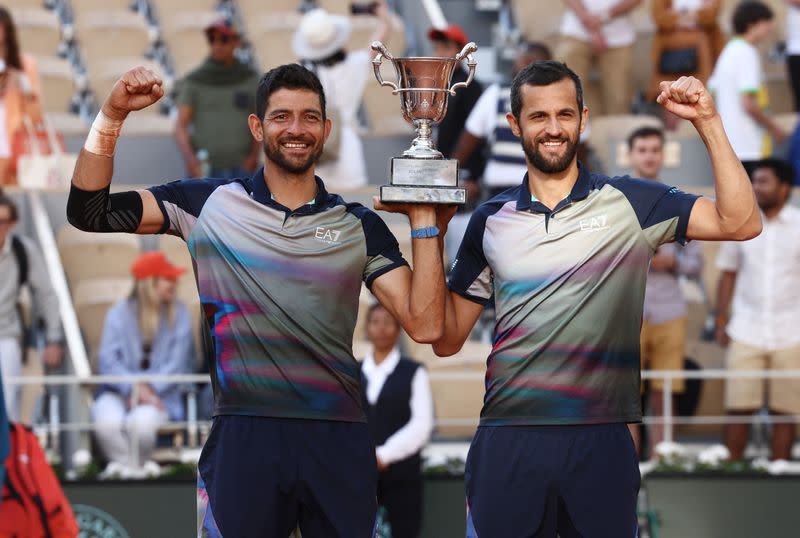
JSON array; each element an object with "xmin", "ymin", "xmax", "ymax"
[{"xmin": 361, "ymin": 303, "xmax": 434, "ymax": 538}]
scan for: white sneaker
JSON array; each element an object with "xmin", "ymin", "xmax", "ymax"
[
  {"xmin": 141, "ymin": 460, "xmax": 162, "ymax": 478},
  {"xmin": 99, "ymin": 461, "xmax": 127, "ymax": 480}
]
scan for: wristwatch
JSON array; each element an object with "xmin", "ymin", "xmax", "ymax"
[{"xmin": 410, "ymin": 226, "xmax": 440, "ymax": 239}]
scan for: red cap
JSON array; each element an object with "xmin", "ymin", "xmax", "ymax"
[
  {"xmin": 428, "ymin": 24, "xmax": 469, "ymax": 49},
  {"xmin": 204, "ymin": 18, "xmax": 239, "ymax": 38},
  {"xmin": 131, "ymin": 252, "xmax": 186, "ymax": 281}
]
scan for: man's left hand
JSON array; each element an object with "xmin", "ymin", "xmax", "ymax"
[
  {"xmin": 42, "ymin": 344, "xmax": 63, "ymax": 368},
  {"xmin": 656, "ymin": 77, "xmax": 717, "ymax": 123}
]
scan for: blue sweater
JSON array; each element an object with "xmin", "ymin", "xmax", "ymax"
[{"xmin": 96, "ymin": 298, "xmax": 194, "ymax": 420}]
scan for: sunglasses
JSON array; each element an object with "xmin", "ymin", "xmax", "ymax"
[{"xmin": 207, "ymin": 33, "xmax": 233, "ymax": 45}]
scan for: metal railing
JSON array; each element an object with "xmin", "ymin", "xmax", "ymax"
[{"xmin": 6, "ymin": 368, "xmax": 800, "ymax": 468}]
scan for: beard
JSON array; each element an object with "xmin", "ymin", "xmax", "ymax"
[
  {"xmin": 264, "ymin": 135, "xmax": 323, "ymax": 175},
  {"xmin": 756, "ymin": 193, "xmax": 782, "ymax": 213},
  {"xmin": 522, "ymin": 126, "xmax": 580, "ymax": 174}
]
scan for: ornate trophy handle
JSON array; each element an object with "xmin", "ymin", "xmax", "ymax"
[
  {"xmin": 371, "ymin": 41, "xmax": 399, "ymax": 93},
  {"xmin": 449, "ymin": 42, "xmax": 478, "ymax": 96}
]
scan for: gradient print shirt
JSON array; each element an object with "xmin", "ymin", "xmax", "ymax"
[
  {"xmin": 149, "ymin": 169, "xmax": 407, "ymax": 422},
  {"xmin": 449, "ymin": 165, "xmax": 699, "ymax": 425}
]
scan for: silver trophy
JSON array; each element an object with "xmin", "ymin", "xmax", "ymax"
[{"xmin": 371, "ymin": 40, "xmax": 478, "ymax": 204}]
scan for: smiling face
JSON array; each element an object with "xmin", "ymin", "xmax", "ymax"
[
  {"xmin": 507, "ymin": 78, "xmax": 586, "ymax": 175},
  {"xmin": 252, "ymin": 87, "xmax": 330, "ymax": 175}
]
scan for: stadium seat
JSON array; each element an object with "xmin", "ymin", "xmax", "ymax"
[
  {"xmin": 510, "ymin": 0, "xmax": 564, "ymax": 42},
  {"xmin": 73, "ymin": 277, "xmax": 134, "ymax": 366},
  {"xmin": 57, "ymin": 225, "xmax": 141, "ymax": 289},
  {"xmin": 237, "ymin": 0, "xmax": 302, "ymax": 18},
  {"xmin": 12, "ymin": 7, "xmax": 61, "ymax": 56},
  {"xmin": 149, "ymin": 0, "xmax": 217, "ymax": 19},
  {"xmin": 74, "ymin": 10, "xmax": 153, "ymax": 66},
  {"xmin": 36, "ymin": 55, "xmax": 75, "ymax": 113},
  {"xmin": 247, "ymin": 11, "xmax": 301, "ymax": 70},
  {"xmin": 71, "ymin": 0, "xmax": 138, "ymax": 12}
]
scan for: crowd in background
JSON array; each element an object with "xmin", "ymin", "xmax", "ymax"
[{"xmin": 0, "ymin": 0, "xmax": 798, "ymax": 515}]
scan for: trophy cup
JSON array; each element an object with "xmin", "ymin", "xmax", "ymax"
[{"xmin": 371, "ymin": 40, "xmax": 478, "ymax": 204}]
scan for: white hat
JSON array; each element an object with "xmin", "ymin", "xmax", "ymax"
[{"xmin": 292, "ymin": 8, "xmax": 352, "ymax": 61}]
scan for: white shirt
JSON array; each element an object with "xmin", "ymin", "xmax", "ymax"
[
  {"xmin": 361, "ymin": 347, "xmax": 435, "ymax": 465},
  {"xmin": 559, "ymin": 0, "xmax": 637, "ymax": 48},
  {"xmin": 788, "ymin": 4, "xmax": 800, "ymax": 55},
  {"xmin": 465, "ymin": 84, "xmax": 527, "ymax": 188},
  {"xmin": 716, "ymin": 205, "xmax": 800, "ymax": 350},
  {"xmin": 708, "ymin": 38, "xmax": 765, "ymax": 161},
  {"xmin": 314, "ymin": 50, "xmax": 370, "ymax": 190},
  {"xmin": 0, "ymin": 98, "xmax": 10, "ymax": 159}
]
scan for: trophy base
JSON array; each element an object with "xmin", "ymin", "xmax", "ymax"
[
  {"xmin": 391, "ymin": 157, "xmax": 458, "ymax": 187},
  {"xmin": 380, "ymin": 185, "xmax": 466, "ymax": 204}
]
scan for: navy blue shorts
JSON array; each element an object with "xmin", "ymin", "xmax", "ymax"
[
  {"xmin": 465, "ymin": 423, "xmax": 640, "ymax": 538},
  {"xmin": 198, "ymin": 415, "xmax": 378, "ymax": 538}
]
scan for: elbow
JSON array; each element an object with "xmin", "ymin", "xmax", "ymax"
[
  {"xmin": 732, "ymin": 212, "xmax": 763, "ymax": 241},
  {"xmin": 406, "ymin": 323, "xmax": 444, "ymax": 345}
]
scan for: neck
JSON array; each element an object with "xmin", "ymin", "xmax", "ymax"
[
  {"xmin": 741, "ymin": 32, "xmax": 758, "ymax": 45},
  {"xmin": 635, "ymin": 170, "xmax": 658, "ymax": 181},
  {"xmin": 527, "ymin": 159, "xmax": 580, "ymax": 209},
  {"xmin": 215, "ymin": 56, "xmax": 237, "ymax": 67},
  {"xmin": 373, "ymin": 347, "xmax": 394, "ymax": 365},
  {"xmin": 263, "ymin": 164, "xmax": 318, "ymax": 210},
  {"xmin": 763, "ymin": 204, "xmax": 784, "ymax": 220}
]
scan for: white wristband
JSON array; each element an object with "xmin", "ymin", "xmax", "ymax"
[{"xmin": 84, "ymin": 110, "xmax": 124, "ymax": 157}]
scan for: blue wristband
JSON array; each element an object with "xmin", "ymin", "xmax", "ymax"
[{"xmin": 410, "ymin": 226, "xmax": 440, "ymax": 239}]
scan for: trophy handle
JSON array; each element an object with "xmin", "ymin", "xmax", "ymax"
[
  {"xmin": 371, "ymin": 41, "xmax": 399, "ymax": 93},
  {"xmin": 449, "ymin": 42, "xmax": 478, "ymax": 96}
]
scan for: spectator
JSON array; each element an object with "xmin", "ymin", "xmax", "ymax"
[
  {"xmin": 361, "ymin": 304, "xmax": 433, "ymax": 538},
  {"xmin": 0, "ymin": 194, "xmax": 62, "ymax": 422},
  {"xmin": 175, "ymin": 18, "xmax": 260, "ymax": 179},
  {"xmin": 92, "ymin": 251, "xmax": 193, "ymax": 477},
  {"xmin": 292, "ymin": 3, "xmax": 392, "ymax": 190},
  {"xmin": 0, "ymin": 7, "xmax": 42, "ymax": 186},
  {"xmin": 708, "ymin": 1, "xmax": 785, "ymax": 170},
  {"xmin": 715, "ymin": 157, "xmax": 799, "ymax": 461},
  {"xmin": 787, "ymin": 0, "xmax": 800, "ymax": 112},
  {"xmin": 649, "ymin": 1, "xmax": 724, "ymax": 103},
  {"xmin": 555, "ymin": 0, "xmax": 641, "ymax": 115},
  {"xmin": 428, "ymin": 24, "xmax": 485, "ymax": 184},
  {"xmin": 624, "ymin": 127, "xmax": 703, "ymax": 459},
  {"xmin": 454, "ymin": 42, "xmax": 551, "ymax": 200},
  {"xmin": 790, "ymin": 119, "xmax": 800, "ymax": 184}
]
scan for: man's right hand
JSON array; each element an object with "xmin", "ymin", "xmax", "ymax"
[{"xmin": 102, "ymin": 67, "xmax": 164, "ymax": 121}]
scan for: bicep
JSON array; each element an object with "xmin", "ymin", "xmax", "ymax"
[
  {"xmin": 370, "ymin": 265, "xmax": 413, "ymax": 324},
  {"xmin": 135, "ymin": 189, "xmax": 166, "ymax": 234}
]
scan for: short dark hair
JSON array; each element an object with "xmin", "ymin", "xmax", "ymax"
[
  {"xmin": 754, "ymin": 157, "xmax": 795, "ymax": 185},
  {"xmin": 0, "ymin": 194, "xmax": 18, "ymax": 221},
  {"xmin": 627, "ymin": 126, "xmax": 665, "ymax": 150},
  {"xmin": 255, "ymin": 63, "xmax": 327, "ymax": 121},
  {"xmin": 510, "ymin": 61, "xmax": 583, "ymax": 121},
  {"xmin": 732, "ymin": 1, "xmax": 773, "ymax": 35},
  {"xmin": 365, "ymin": 303, "xmax": 400, "ymax": 328}
]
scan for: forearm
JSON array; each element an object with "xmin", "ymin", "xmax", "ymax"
[
  {"xmin": 174, "ymin": 122, "xmax": 196, "ymax": 165},
  {"xmin": 695, "ymin": 116, "xmax": 759, "ymax": 235},
  {"xmin": 433, "ymin": 291, "xmax": 464, "ymax": 356},
  {"xmin": 405, "ymin": 215, "xmax": 446, "ymax": 342},
  {"xmin": 715, "ymin": 271, "xmax": 736, "ymax": 326}
]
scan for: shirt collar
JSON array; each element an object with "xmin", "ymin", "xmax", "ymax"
[
  {"xmin": 362, "ymin": 347, "xmax": 401, "ymax": 377},
  {"xmin": 773, "ymin": 204, "xmax": 796, "ymax": 224},
  {"xmin": 247, "ymin": 166, "xmax": 331, "ymax": 214},
  {"xmin": 515, "ymin": 161, "xmax": 593, "ymax": 212},
  {"xmin": 0, "ymin": 234, "xmax": 12, "ymax": 255}
]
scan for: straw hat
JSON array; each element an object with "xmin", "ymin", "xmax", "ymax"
[{"xmin": 292, "ymin": 8, "xmax": 352, "ymax": 61}]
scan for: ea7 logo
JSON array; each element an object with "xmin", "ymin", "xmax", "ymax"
[
  {"xmin": 579, "ymin": 214, "xmax": 610, "ymax": 232},
  {"xmin": 315, "ymin": 226, "xmax": 341, "ymax": 244}
]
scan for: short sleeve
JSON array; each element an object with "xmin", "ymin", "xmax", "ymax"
[
  {"xmin": 465, "ymin": 85, "xmax": 499, "ymax": 139},
  {"xmin": 448, "ymin": 206, "xmax": 494, "ymax": 304},
  {"xmin": 176, "ymin": 78, "xmax": 196, "ymax": 107},
  {"xmin": 148, "ymin": 178, "xmax": 230, "ymax": 238},
  {"xmin": 736, "ymin": 46, "xmax": 761, "ymax": 94},
  {"xmin": 609, "ymin": 177, "xmax": 700, "ymax": 248},
  {"xmin": 715, "ymin": 241, "xmax": 741, "ymax": 272},
  {"xmin": 350, "ymin": 207, "xmax": 408, "ymax": 288}
]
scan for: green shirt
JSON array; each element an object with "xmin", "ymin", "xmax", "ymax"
[{"xmin": 177, "ymin": 60, "xmax": 259, "ymax": 170}]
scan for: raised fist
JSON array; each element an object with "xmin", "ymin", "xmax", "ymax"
[
  {"xmin": 102, "ymin": 66, "xmax": 164, "ymax": 121},
  {"xmin": 656, "ymin": 76, "xmax": 717, "ymax": 123}
]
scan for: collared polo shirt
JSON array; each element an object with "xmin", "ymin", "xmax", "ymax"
[
  {"xmin": 449, "ymin": 165, "xmax": 699, "ymax": 425},
  {"xmin": 148, "ymin": 168, "xmax": 407, "ymax": 422}
]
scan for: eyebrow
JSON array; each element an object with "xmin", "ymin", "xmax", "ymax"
[{"xmin": 267, "ymin": 108, "xmax": 322, "ymax": 116}]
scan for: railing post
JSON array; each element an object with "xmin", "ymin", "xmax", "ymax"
[{"xmin": 663, "ymin": 375, "xmax": 673, "ymax": 444}]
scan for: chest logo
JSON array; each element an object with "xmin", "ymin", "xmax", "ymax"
[
  {"xmin": 578, "ymin": 214, "xmax": 610, "ymax": 232},
  {"xmin": 315, "ymin": 226, "xmax": 342, "ymax": 244}
]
